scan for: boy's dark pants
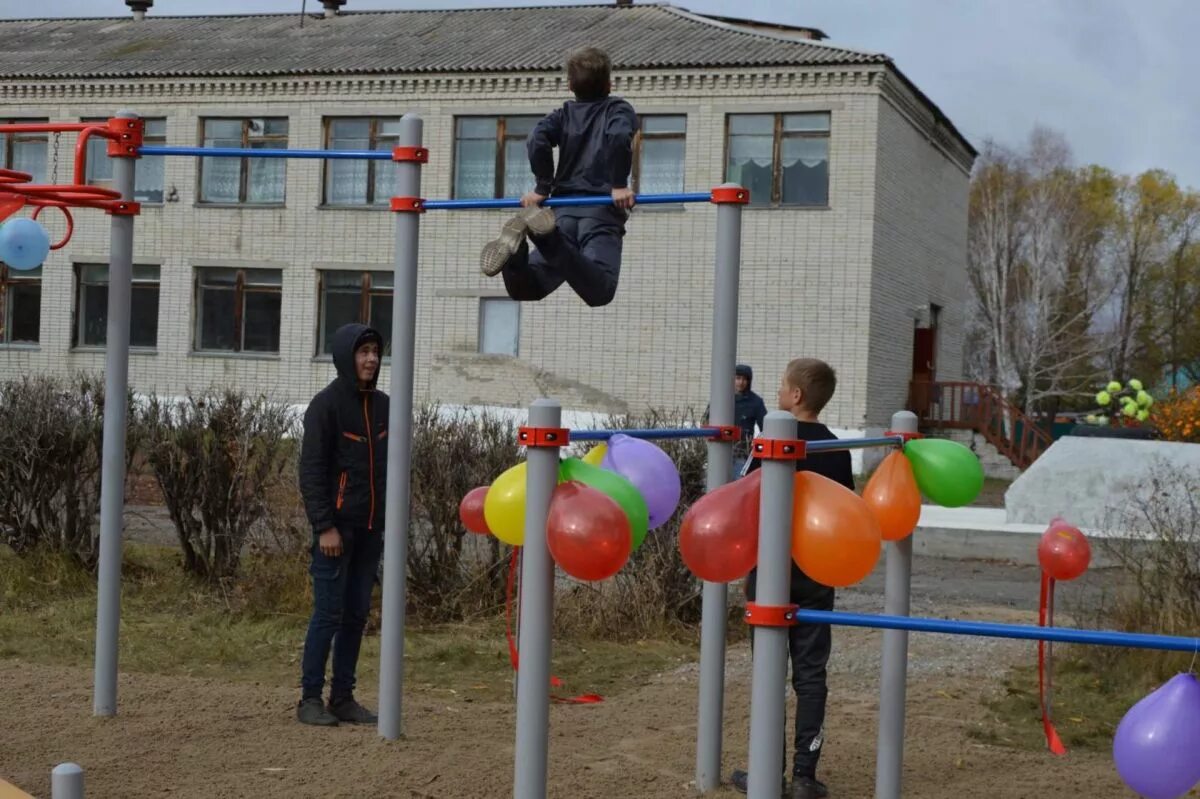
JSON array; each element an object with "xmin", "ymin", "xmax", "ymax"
[
  {"xmin": 501, "ymin": 207, "xmax": 624, "ymax": 308},
  {"xmin": 747, "ymin": 566, "xmax": 835, "ymax": 779},
  {"xmin": 300, "ymin": 526, "xmax": 383, "ymax": 702}
]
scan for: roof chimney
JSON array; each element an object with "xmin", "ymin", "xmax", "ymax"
[
  {"xmin": 322, "ymin": 0, "xmax": 346, "ymax": 17},
  {"xmin": 126, "ymin": 0, "xmax": 152, "ymax": 20},
  {"xmin": 615, "ymin": 0, "xmax": 633, "ymax": 6}
]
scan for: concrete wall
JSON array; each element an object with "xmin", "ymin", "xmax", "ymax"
[{"xmin": 0, "ymin": 66, "xmax": 970, "ymax": 430}]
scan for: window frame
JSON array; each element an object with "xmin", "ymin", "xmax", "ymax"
[
  {"xmin": 631, "ymin": 114, "xmax": 687, "ymax": 195},
  {"xmin": 197, "ymin": 117, "xmax": 289, "ymax": 206},
  {"xmin": 0, "ymin": 117, "xmax": 49, "ymax": 183},
  {"xmin": 72, "ymin": 263, "xmax": 161, "ymax": 351},
  {"xmin": 451, "ymin": 115, "xmax": 541, "ymax": 200},
  {"xmin": 193, "ymin": 266, "xmax": 283, "ymax": 355},
  {"xmin": 83, "ymin": 117, "xmax": 167, "ymax": 205},
  {"xmin": 0, "ymin": 264, "xmax": 42, "ymax": 346},
  {"xmin": 723, "ymin": 111, "xmax": 831, "ymax": 207},
  {"xmin": 320, "ymin": 117, "xmax": 399, "ymax": 208},
  {"xmin": 316, "ymin": 269, "xmax": 393, "ymax": 357},
  {"xmin": 477, "ymin": 296, "xmax": 521, "ymax": 357}
]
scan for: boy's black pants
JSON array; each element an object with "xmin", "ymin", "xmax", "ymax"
[
  {"xmin": 501, "ymin": 207, "xmax": 625, "ymax": 308},
  {"xmin": 746, "ymin": 566, "xmax": 835, "ymax": 779}
]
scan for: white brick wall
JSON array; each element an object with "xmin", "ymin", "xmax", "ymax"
[{"xmin": 0, "ymin": 66, "xmax": 972, "ymax": 430}]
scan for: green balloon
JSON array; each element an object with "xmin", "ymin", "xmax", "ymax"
[
  {"xmin": 558, "ymin": 457, "xmax": 650, "ymax": 550},
  {"xmin": 902, "ymin": 438, "xmax": 984, "ymax": 508}
]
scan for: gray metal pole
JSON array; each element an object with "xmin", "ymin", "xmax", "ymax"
[
  {"xmin": 875, "ymin": 410, "xmax": 919, "ymax": 799},
  {"xmin": 747, "ymin": 412, "xmax": 797, "ymax": 799},
  {"xmin": 51, "ymin": 763, "xmax": 85, "ymax": 799},
  {"xmin": 377, "ymin": 113, "xmax": 423, "ymax": 741},
  {"xmin": 696, "ymin": 184, "xmax": 744, "ymax": 793},
  {"xmin": 93, "ymin": 110, "xmax": 138, "ymax": 718},
  {"xmin": 512, "ymin": 399, "xmax": 561, "ymax": 799}
]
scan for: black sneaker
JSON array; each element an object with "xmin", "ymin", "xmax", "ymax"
[
  {"xmin": 790, "ymin": 776, "xmax": 829, "ymax": 799},
  {"xmin": 730, "ymin": 769, "xmax": 787, "ymax": 797},
  {"xmin": 328, "ymin": 696, "xmax": 378, "ymax": 725},
  {"xmin": 296, "ymin": 697, "xmax": 338, "ymax": 727}
]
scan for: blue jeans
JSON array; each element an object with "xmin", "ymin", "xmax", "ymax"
[{"xmin": 300, "ymin": 526, "xmax": 384, "ymax": 701}]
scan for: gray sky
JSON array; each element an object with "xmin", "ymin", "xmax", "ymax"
[{"xmin": 9, "ymin": 0, "xmax": 1198, "ymax": 189}]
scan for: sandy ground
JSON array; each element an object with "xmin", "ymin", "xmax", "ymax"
[{"xmin": 0, "ymin": 557, "xmax": 1143, "ymax": 798}]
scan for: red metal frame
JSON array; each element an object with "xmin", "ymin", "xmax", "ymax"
[
  {"xmin": 389, "ymin": 196, "xmax": 425, "ymax": 213},
  {"xmin": 745, "ymin": 603, "xmax": 800, "ymax": 627},
  {"xmin": 392, "ymin": 146, "xmax": 429, "ymax": 163},
  {"xmin": 706, "ymin": 425, "xmax": 741, "ymax": 442},
  {"xmin": 751, "ymin": 438, "xmax": 808, "ymax": 461},
  {"xmin": 517, "ymin": 426, "xmax": 569, "ymax": 448},
  {"xmin": 710, "ymin": 186, "xmax": 750, "ymax": 204},
  {"xmin": 908, "ymin": 380, "xmax": 1052, "ymax": 469},
  {"xmin": 0, "ymin": 119, "xmax": 141, "ymax": 248}
]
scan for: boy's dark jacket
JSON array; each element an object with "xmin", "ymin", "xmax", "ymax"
[
  {"xmin": 299, "ymin": 323, "xmax": 388, "ymax": 537},
  {"xmin": 527, "ymin": 96, "xmax": 639, "ymax": 198}
]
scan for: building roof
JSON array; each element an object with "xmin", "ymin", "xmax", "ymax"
[{"xmin": 0, "ymin": 4, "xmax": 885, "ymax": 79}]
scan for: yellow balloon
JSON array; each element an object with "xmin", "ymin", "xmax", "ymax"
[
  {"xmin": 582, "ymin": 443, "xmax": 608, "ymax": 467},
  {"xmin": 483, "ymin": 462, "xmax": 528, "ymax": 546}
]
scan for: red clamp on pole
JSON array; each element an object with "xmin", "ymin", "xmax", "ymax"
[
  {"xmin": 745, "ymin": 603, "xmax": 799, "ymax": 627},
  {"xmin": 517, "ymin": 426, "xmax": 569, "ymax": 448},
  {"xmin": 392, "ymin": 146, "xmax": 429, "ymax": 163},
  {"xmin": 706, "ymin": 425, "xmax": 740, "ymax": 442},
  {"xmin": 751, "ymin": 438, "xmax": 807, "ymax": 461},
  {"xmin": 106, "ymin": 117, "xmax": 144, "ymax": 158},
  {"xmin": 710, "ymin": 186, "xmax": 750, "ymax": 205},
  {"xmin": 885, "ymin": 430, "xmax": 924, "ymax": 442},
  {"xmin": 107, "ymin": 201, "xmax": 141, "ymax": 216},
  {"xmin": 389, "ymin": 196, "xmax": 425, "ymax": 213}
]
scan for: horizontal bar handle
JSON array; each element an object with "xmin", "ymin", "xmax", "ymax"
[
  {"xmin": 569, "ymin": 427, "xmax": 721, "ymax": 442},
  {"xmin": 138, "ymin": 145, "xmax": 394, "ymax": 160},
  {"xmin": 806, "ymin": 436, "xmax": 906, "ymax": 453},
  {"xmin": 424, "ymin": 192, "xmax": 712, "ymax": 211},
  {"xmin": 795, "ymin": 609, "xmax": 1200, "ymax": 653}
]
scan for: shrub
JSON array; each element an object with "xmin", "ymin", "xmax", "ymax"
[
  {"xmin": 0, "ymin": 374, "xmax": 138, "ymax": 567},
  {"xmin": 140, "ymin": 390, "xmax": 298, "ymax": 584},
  {"xmin": 1150, "ymin": 386, "xmax": 1200, "ymax": 443}
]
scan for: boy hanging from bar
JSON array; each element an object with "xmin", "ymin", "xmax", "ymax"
[{"xmin": 479, "ymin": 46, "xmax": 638, "ymax": 308}]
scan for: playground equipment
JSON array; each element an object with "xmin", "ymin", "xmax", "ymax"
[{"xmin": 10, "ymin": 111, "xmax": 1198, "ymax": 799}]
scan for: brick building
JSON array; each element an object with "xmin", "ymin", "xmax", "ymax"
[{"xmin": 0, "ymin": 1, "xmax": 975, "ymax": 433}]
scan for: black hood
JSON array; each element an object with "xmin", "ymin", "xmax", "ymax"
[
  {"xmin": 331, "ymin": 323, "xmax": 382, "ymax": 392},
  {"xmin": 735, "ymin": 363, "xmax": 753, "ymax": 390}
]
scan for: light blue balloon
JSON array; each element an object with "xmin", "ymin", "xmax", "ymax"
[{"xmin": 0, "ymin": 218, "xmax": 51, "ymax": 271}]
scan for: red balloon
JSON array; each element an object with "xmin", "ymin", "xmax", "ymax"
[
  {"xmin": 547, "ymin": 481, "xmax": 632, "ymax": 581},
  {"xmin": 678, "ymin": 470, "xmax": 762, "ymax": 583},
  {"xmin": 1038, "ymin": 521, "xmax": 1090, "ymax": 581},
  {"xmin": 459, "ymin": 486, "xmax": 491, "ymax": 535}
]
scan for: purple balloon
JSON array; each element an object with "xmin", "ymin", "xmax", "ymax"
[
  {"xmin": 1113, "ymin": 673, "xmax": 1200, "ymax": 799},
  {"xmin": 600, "ymin": 434, "xmax": 681, "ymax": 530}
]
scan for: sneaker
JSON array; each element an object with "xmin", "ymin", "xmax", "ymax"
[
  {"xmin": 479, "ymin": 207, "xmax": 556, "ymax": 276},
  {"xmin": 730, "ymin": 769, "xmax": 787, "ymax": 797},
  {"xmin": 296, "ymin": 697, "xmax": 338, "ymax": 727},
  {"xmin": 791, "ymin": 776, "xmax": 829, "ymax": 799},
  {"xmin": 328, "ymin": 695, "xmax": 378, "ymax": 725}
]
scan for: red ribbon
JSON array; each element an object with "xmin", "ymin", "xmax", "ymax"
[
  {"xmin": 1038, "ymin": 571, "xmax": 1067, "ymax": 755},
  {"xmin": 504, "ymin": 548, "xmax": 603, "ymax": 705}
]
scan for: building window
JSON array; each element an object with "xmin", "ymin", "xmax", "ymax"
[
  {"xmin": 632, "ymin": 115, "xmax": 687, "ymax": 195},
  {"xmin": 194, "ymin": 267, "xmax": 282, "ymax": 354},
  {"xmin": 323, "ymin": 118, "xmax": 399, "ymax": 207},
  {"xmin": 84, "ymin": 118, "xmax": 167, "ymax": 204},
  {"xmin": 198, "ymin": 118, "xmax": 288, "ymax": 205},
  {"xmin": 453, "ymin": 116, "xmax": 539, "ymax": 199},
  {"xmin": 74, "ymin": 263, "xmax": 160, "ymax": 349},
  {"xmin": 0, "ymin": 265, "xmax": 41, "ymax": 345},
  {"xmin": 478, "ymin": 297, "xmax": 519, "ymax": 357},
  {"xmin": 317, "ymin": 270, "xmax": 393, "ymax": 356},
  {"xmin": 725, "ymin": 113, "xmax": 830, "ymax": 206},
  {"xmin": 0, "ymin": 119, "xmax": 48, "ymax": 183}
]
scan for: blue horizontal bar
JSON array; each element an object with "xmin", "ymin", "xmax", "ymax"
[
  {"xmin": 424, "ymin": 192, "xmax": 711, "ymax": 211},
  {"xmin": 569, "ymin": 427, "xmax": 718, "ymax": 442},
  {"xmin": 795, "ymin": 610, "xmax": 1200, "ymax": 653},
  {"xmin": 138, "ymin": 145, "xmax": 393, "ymax": 160},
  {"xmin": 807, "ymin": 436, "xmax": 905, "ymax": 453}
]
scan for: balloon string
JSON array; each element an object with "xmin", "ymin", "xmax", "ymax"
[{"xmin": 1189, "ymin": 637, "xmax": 1198, "ymax": 675}]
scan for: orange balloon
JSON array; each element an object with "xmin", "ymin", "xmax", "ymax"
[
  {"xmin": 862, "ymin": 451, "xmax": 922, "ymax": 541},
  {"xmin": 791, "ymin": 471, "xmax": 882, "ymax": 588},
  {"xmin": 678, "ymin": 470, "xmax": 762, "ymax": 583}
]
